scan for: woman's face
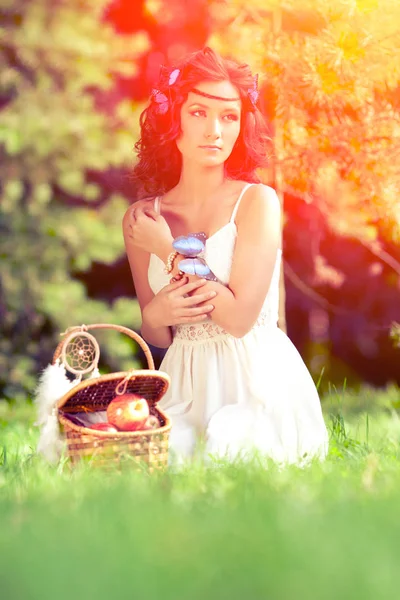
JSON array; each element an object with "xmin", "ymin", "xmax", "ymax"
[{"xmin": 176, "ymin": 80, "xmax": 242, "ymax": 167}]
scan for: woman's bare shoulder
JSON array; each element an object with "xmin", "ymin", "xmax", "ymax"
[
  {"xmin": 122, "ymin": 197, "xmax": 155, "ymax": 227},
  {"xmin": 240, "ymin": 183, "xmax": 280, "ymax": 210},
  {"xmin": 133, "ymin": 196, "xmax": 156, "ymax": 210},
  {"xmin": 235, "ymin": 183, "xmax": 281, "ymax": 234}
]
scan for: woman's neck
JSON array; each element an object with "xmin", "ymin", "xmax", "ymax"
[{"xmin": 168, "ymin": 163, "xmax": 228, "ymax": 207}]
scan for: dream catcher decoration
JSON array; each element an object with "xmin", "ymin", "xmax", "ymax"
[{"xmin": 34, "ymin": 327, "xmax": 100, "ymax": 463}]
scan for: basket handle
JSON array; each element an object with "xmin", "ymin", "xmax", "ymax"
[{"xmin": 52, "ymin": 324, "xmax": 155, "ymax": 370}]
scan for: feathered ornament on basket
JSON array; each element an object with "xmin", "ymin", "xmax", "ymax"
[
  {"xmin": 34, "ymin": 324, "xmax": 171, "ymax": 470},
  {"xmin": 34, "ymin": 327, "xmax": 101, "ymax": 463}
]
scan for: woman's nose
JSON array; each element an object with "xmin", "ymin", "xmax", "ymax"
[{"xmin": 205, "ymin": 118, "xmax": 222, "ymax": 139}]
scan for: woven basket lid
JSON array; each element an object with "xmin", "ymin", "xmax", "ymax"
[{"xmin": 57, "ymin": 369, "xmax": 171, "ymax": 412}]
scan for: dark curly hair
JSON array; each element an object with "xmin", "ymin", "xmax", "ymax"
[{"xmin": 133, "ymin": 47, "xmax": 271, "ymax": 199}]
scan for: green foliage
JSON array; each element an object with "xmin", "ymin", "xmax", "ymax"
[
  {"xmin": 208, "ymin": 0, "xmax": 400, "ymax": 243},
  {"xmin": 0, "ymin": 1, "xmax": 149, "ymax": 399},
  {"xmin": 390, "ymin": 322, "xmax": 400, "ymax": 349},
  {"xmin": 206, "ymin": 0, "xmax": 400, "ymax": 349}
]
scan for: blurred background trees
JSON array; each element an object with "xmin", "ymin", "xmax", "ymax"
[
  {"xmin": 1, "ymin": 0, "xmax": 399, "ymax": 401},
  {"xmin": 0, "ymin": 0, "xmax": 147, "ymax": 399},
  {"xmin": 208, "ymin": 0, "xmax": 400, "ymax": 385}
]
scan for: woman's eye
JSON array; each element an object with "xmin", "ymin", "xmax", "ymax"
[
  {"xmin": 224, "ymin": 114, "xmax": 239, "ymax": 121},
  {"xmin": 189, "ymin": 110, "xmax": 238, "ymax": 121}
]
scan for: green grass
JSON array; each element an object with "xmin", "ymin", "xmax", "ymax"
[{"xmin": 2, "ymin": 386, "xmax": 400, "ymax": 600}]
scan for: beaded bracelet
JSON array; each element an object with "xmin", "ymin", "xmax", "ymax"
[{"xmin": 164, "ymin": 250, "xmax": 179, "ymax": 275}]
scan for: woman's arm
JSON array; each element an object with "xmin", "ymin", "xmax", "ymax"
[
  {"xmin": 122, "ymin": 210, "xmax": 173, "ymax": 348},
  {"xmin": 141, "ymin": 302, "xmax": 173, "ymax": 349},
  {"xmin": 122, "ymin": 208, "xmax": 218, "ymax": 348},
  {"xmin": 189, "ymin": 184, "xmax": 281, "ymax": 338}
]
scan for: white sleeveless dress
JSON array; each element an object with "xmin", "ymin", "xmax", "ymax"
[{"xmin": 148, "ymin": 184, "xmax": 329, "ymax": 465}]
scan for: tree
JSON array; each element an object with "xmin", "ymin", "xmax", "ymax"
[
  {"xmin": 208, "ymin": 0, "xmax": 400, "ymax": 237},
  {"xmin": 207, "ymin": 0, "xmax": 400, "ymax": 345},
  {"xmin": 0, "ymin": 0, "xmax": 148, "ymax": 400}
]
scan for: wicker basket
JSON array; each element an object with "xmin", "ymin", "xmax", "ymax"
[{"xmin": 54, "ymin": 324, "xmax": 171, "ymax": 471}]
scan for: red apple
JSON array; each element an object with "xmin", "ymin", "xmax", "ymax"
[
  {"xmin": 88, "ymin": 422, "xmax": 118, "ymax": 433},
  {"xmin": 107, "ymin": 393, "xmax": 150, "ymax": 432},
  {"xmin": 143, "ymin": 415, "xmax": 161, "ymax": 430}
]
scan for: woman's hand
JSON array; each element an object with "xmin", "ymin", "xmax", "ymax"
[
  {"xmin": 127, "ymin": 203, "xmax": 173, "ymax": 257},
  {"xmin": 143, "ymin": 277, "xmax": 218, "ymax": 328}
]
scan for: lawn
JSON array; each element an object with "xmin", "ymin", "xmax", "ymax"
[{"xmin": 2, "ymin": 386, "xmax": 400, "ymax": 600}]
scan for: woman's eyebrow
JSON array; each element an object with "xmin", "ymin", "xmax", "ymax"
[
  {"xmin": 187, "ymin": 102, "xmax": 240, "ymax": 112},
  {"xmin": 187, "ymin": 102, "xmax": 210, "ymax": 109}
]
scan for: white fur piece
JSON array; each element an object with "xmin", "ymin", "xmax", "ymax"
[
  {"xmin": 36, "ymin": 408, "xmax": 65, "ymax": 464},
  {"xmin": 34, "ymin": 360, "xmax": 78, "ymax": 463},
  {"xmin": 90, "ymin": 367, "xmax": 101, "ymax": 379}
]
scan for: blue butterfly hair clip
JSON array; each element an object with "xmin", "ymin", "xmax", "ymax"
[
  {"xmin": 151, "ymin": 67, "xmax": 181, "ymax": 114},
  {"xmin": 168, "ymin": 68, "xmax": 180, "ymax": 86},
  {"xmin": 151, "ymin": 89, "xmax": 169, "ymax": 115},
  {"xmin": 248, "ymin": 74, "xmax": 259, "ymax": 109}
]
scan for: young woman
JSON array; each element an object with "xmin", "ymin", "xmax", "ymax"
[{"xmin": 123, "ymin": 47, "xmax": 329, "ymax": 465}]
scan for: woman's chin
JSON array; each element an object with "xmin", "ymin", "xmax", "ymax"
[{"xmin": 197, "ymin": 155, "xmax": 228, "ymax": 167}]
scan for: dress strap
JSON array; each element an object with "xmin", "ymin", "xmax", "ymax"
[
  {"xmin": 153, "ymin": 196, "xmax": 160, "ymax": 213},
  {"xmin": 229, "ymin": 183, "xmax": 255, "ymax": 223}
]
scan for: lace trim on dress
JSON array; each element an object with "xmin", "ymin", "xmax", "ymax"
[{"xmin": 172, "ymin": 309, "xmax": 278, "ymax": 343}]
